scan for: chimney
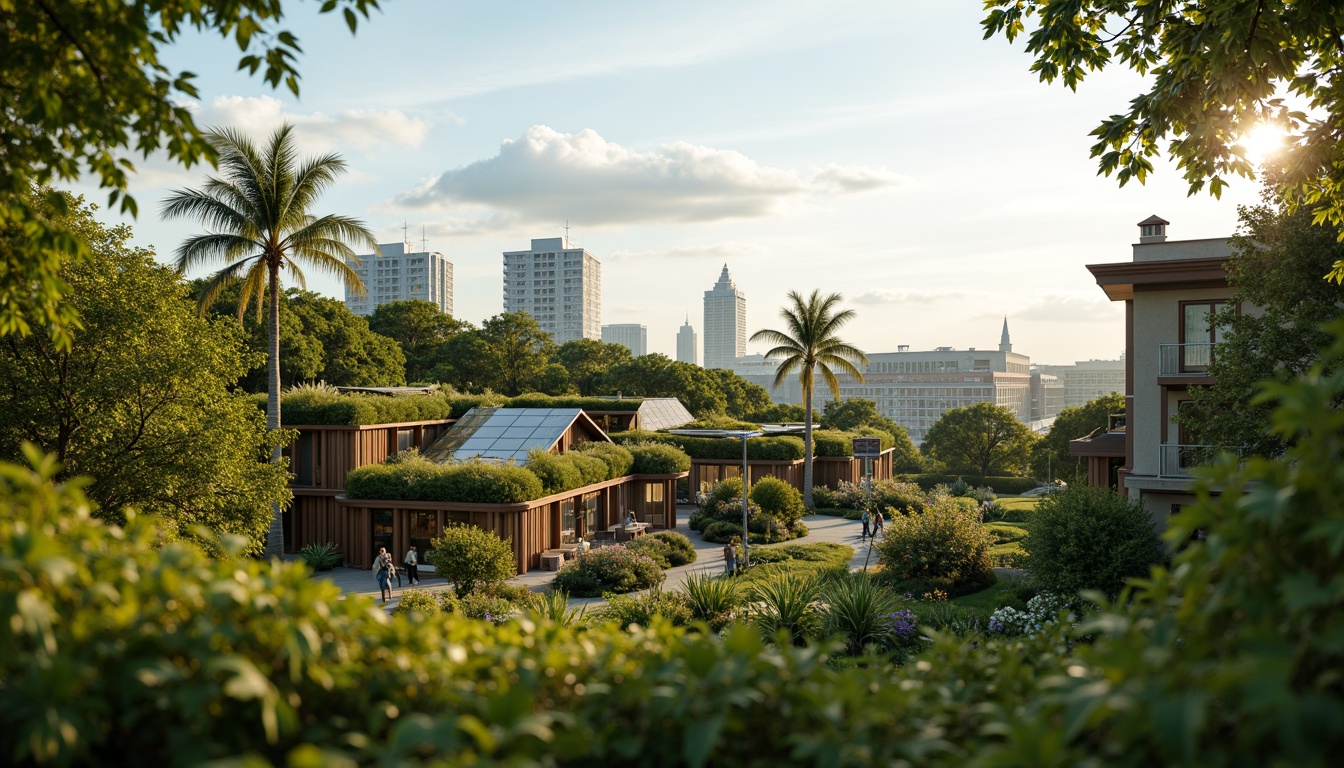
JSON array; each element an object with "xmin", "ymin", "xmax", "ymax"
[{"xmin": 1138, "ymin": 214, "xmax": 1169, "ymax": 244}]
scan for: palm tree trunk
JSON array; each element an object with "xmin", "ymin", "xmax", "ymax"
[
  {"xmin": 803, "ymin": 388, "xmax": 814, "ymax": 509},
  {"xmin": 264, "ymin": 261, "xmax": 284, "ymax": 557}
]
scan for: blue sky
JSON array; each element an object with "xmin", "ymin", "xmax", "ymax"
[{"xmin": 95, "ymin": 0, "xmax": 1267, "ymax": 365}]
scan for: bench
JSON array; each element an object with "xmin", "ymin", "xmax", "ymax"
[{"xmin": 540, "ymin": 552, "xmax": 566, "ymax": 571}]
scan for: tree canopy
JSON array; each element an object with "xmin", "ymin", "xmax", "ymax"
[
  {"xmin": 0, "ymin": 192, "xmax": 291, "ymax": 555},
  {"xmin": 821, "ymin": 398, "xmax": 924, "ymax": 472},
  {"xmin": 1, "ymin": 0, "xmax": 381, "ymax": 347},
  {"xmin": 368, "ymin": 300, "xmax": 469, "ymax": 383},
  {"xmin": 983, "ymin": 0, "xmax": 1344, "ymax": 277},
  {"xmin": 1032, "ymin": 392, "xmax": 1126, "ymax": 483},
  {"xmin": 555, "ymin": 338, "xmax": 633, "ymax": 396},
  {"xmin": 922, "ymin": 402, "xmax": 1038, "ymax": 478}
]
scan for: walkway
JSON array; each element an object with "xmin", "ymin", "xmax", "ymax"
[{"xmin": 311, "ymin": 507, "xmax": 881, "ymax": 611}]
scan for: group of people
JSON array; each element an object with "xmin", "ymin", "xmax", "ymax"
[
  {"xmin": 372, "ymin": 545, "xmax": 422, "ymax": 604},
  {"xmin": 860, "ymin": 508, "xmax": 884, "ymax": 540},
  {"xmin": 722, "ymin": 537, "xmax": 743, "ymax": 575}
]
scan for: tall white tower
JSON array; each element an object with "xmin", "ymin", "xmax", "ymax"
[
  {"xmin": 503, "ymin": 237, "xmax": 601, "ymax": 343},
  {"xmin": 346, "ymin": 241, "xmax": 454, "ymax": 317},
  {"xmin": 703, "ymin": 264, "xmax": 746, "ymax": 370},
  {"xmin": 676, "ymin": 316, "xmax": 698, "ymax": 366}
]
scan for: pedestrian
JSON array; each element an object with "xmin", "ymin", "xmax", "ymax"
[
  {"xmin": 624, "ymin": 510, "xmax": 636, "ymax": 528},
  {"xmin": 872, "ymin": 508, "xmax": 885, "ymax": 536},
  {"xmin": 861, "ymin": 509, "xmax": 871, "ymax": 539},
  {"xmin": 403, "ymin": 546, "xmax": 419, "ymax": 585},
  {"xmin": 723, "ymin": 538, "xmax": 737, "ymax": 575},
  {"xmin": 373, "ymin": 546, "xmax": 393, "ymax": 603}
]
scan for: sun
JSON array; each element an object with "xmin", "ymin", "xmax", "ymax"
[{"xmin": 1239, "ymin": 122, "xmax": 1287, "ymax": 165}]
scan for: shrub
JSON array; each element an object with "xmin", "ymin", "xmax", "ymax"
[
  {"xmin": 625, "ymin": 441, "xmax": 692, "ymax": 474},
  {"xmin": 345, "ymin": 455, "xmax": 545, "ymax": 503},
  {"xmin": 680, "ymin": 574, "xmax": 741, "ymax": 631},
  {"xmin": 821, "ymin": 574, "xmax": 901, "ymax": 655},
  {"xmin": 567, "ymin": 452, "xmax": 610, "ymax": 485},
  {"xmin": 572, "ymin": 441, "xmax": 634, "ymax": 479},
  {"xmin": 277, "ymin": 388, "xmax": 459, "ymax": 426},
  {"xmin": 749, "ymin": 476, "xmax": 805, "ymax": 526},
  {"xmin": 592, "ymin": 588, "xmax": 692, "ymax": 628},
  {"xmin": 613, "ymin": 430, "xmax": 804, "ymax": 461},
  {"xmin": 525, "ymin": 449, "xmax": 584, "ymax": 495},
  {"xmin": 746, "ymin": 572, "xmax": 824, "ymax": 645},
  {"xmin": 649, "ymin": 531, "xmax": 696, "ymax": 566},
  {"xmin": 298, "ymin": 541, "xmax": 342, "ymax": 571},
  {"xmin": 702, "ymin": 476, "xmax": 744, "ymax": 511},
  {"xmin": 819, "ymin": 479, "xmax": 925, "ymax": 514},
  {"xmin": 524, "ymin": 589, "xmax": 586, "ymax": 626},
  {"xmin": 986, "ymin": 592, "xmax": 1073, "ymax": 636},
  {"xmin": 391, "ymin": 588, "xmax": 442, "ymax": 617},
  {"xmin": 1024, "ymin": 486, "xmax": 1163, "ymax": 598},
  {"xmin": 457, "ymin": 592, "xmax": 518, "ymax": 624},
  {"xmin": 895, "ymin": 473, "xmax": 1041, "ymax": 495},
  {"xmin": 811, "ymin": 485, "xmax": 837, "ymax": 508},
  {"xmin": 701, "ymin": 520, "xmax": 745, "ymax": 544},
  {"xmin": 425, "ymin": 524, "xmax": 517, "ymax": 597},
  {"xmin": 625, "ymin": 535, "xmax": 674, "ymax": 568},
  {"xmin": 552, "ymin": 546, "xmax": 665, "ymax": 597},
  {"xmin": 875, "ymin": 495, "xmax": 995, "ymax": 589}
]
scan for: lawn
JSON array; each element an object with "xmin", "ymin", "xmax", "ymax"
[{"xmin": 737, "ymin": 542, "xmax": 853, "ymax": 585}]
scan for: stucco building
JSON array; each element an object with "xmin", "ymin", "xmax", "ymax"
[
  {"xmin": 345, "ymin": 241, "xmax": 454, "ymax": 316},
  {"xmin": 601, "ymin": 323, "xmax": 647, "ymax": 356},
  {"xmin": 504, "ymin": 237, "xmax": 601, "ymax": 343}
]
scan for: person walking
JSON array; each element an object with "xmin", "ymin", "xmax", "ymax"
[
  {"xmin": 373, "ymin": 547, "xmax": 394, "ymax": 604},
  {"xmin": 723, "ymin": 539, "xmax": 737, "ymax": 575},
  {"xmin": 871, "ymin": 507, "xmax": 885, "ymax": 537},
  {"xmin": 403, "ymin": 546, "xmax": 419, "ymax": 585},
  {"xmin": 860, "ymin": 509, "xmax": 871, "ymax": 540}
]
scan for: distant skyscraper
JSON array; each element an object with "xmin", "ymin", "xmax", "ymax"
[
  {"xmin": 503, "ymin": 237, "xmax": 601, "ymax": 343},
  {"xmin": 601, "ymin": 324, "xmax": 647, "ymax": 356},
  {"xmin": 676, "ymin": 317, "xmax": 698, "ymax": 365},
  {"xmin": 703, "ymin": 264, "xmax": 746, "ymax": 370},
  {"xmin": 345, "ymin": 241, "xmax": 453, "ymax": 316}
]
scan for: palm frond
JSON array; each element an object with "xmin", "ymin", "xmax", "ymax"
[
  {"xmin": 173, "ymin": 233, "xmax": 261, "ymax": 274},
  {"xmin": 237, "ymin": 263, "xmax": 270, "ymax": 324},
  {"xmin": 195, "ymin": 258, "xmax": 258, "ymax": 316}
]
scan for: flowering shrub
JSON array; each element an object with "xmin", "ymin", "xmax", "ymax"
[
  {"xmin": 552, "ymin": 545, "xmax": 665, "ymax": 597},
  {"xmin": 875, "ymin": 495, "xmax": 995, "ymax": 589},
  {"xmin": 626, "ymin": 531, "xmax": 698, "ymax": 568},
  {"xmin": 823, "ymin": 479, "xmax": 927, "ymax": 515},
  {"xmin": 987, "ymin": 592, "xmax": 1072, "ymax": 636}
]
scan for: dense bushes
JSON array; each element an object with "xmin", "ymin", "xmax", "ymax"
[
  {"xmin": 276, "ymin": 387, "xmax": 464, "ymax": 425},
  {"xmin": 552, "ymin": 545, "xmax": 665, "ymax": 597},
  {"xmin": 749, "ymin": 476, "xmax": 805, "ymax": 526},
  {"xmin": 1024, "ymin": 486, "xmax": 1164, "ymax": 598},
  {"xmin": 626, "ymin": 531, "xmax": 697, "ymax": 568},
  {"xmin": 524, "ymin": 448, "xmax": 585, "ymax": 495},
  {"xmin": 692, "ymin": 477, "xmax": 802, "ymax": 544},
  {"xmin": 809, "ymin": 428, "xmax": 895, "ymax": 457},
  {"xmin": 895, "ymin": 473, "xmax": 1040, "ymax": 495},
  {"xmin": 875, "ymin": 495, "xmax": 995, "ymax": 590},
  {"xmin": 425, "ymin": 524, "xmax": 517, "ymax": 597},
  {"xmin": 626, "ymin": 441, "xmax": 692, "ymax": 474},
  {"xmin": 812, "ymin": 480, "xmax": 926, "ymax": 514},
  {"xmin": 572, "ymin": 441, "xmax": 634, "ymax": 478},
  {"xmin": 346, "ymin": 454, "xmax": 544, "ymax": 503},
  {"xmin": 298, "ymin": 541, "xmax": 342, "ymax": 571},
  {"xmin": 613, "ymin": 430, "xmax": 805, "ymax": 460}
]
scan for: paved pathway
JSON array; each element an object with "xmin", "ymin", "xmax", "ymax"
[{"xmin": 310, "ymin": 507, "xmax": 883, "ymax": 612}]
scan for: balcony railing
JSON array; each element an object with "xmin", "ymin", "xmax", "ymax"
[
  {"xmin": 1158, "ymin": 443, "xmax": 1216, "ymax": 477},
  {"xmin": 1158, "ymin": 343, "xmax": 1217, "ymax": 377}
]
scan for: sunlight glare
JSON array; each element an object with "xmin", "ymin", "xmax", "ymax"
[{"xmin": 1240, "ymin": 122, "xmax": 1286, "ymax": 165}]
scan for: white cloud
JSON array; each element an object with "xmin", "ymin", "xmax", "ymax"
[
  {"xmin": 851, "ymin": 289, "xmax": 967, "ymax": 305},
  {"xmin": 398, "ymin": 126, "xmax": 899, "ymax": 226},
  {"xmin": 207, "ymin": 95, "xmax": 430, "ymax": 153},
  {"xmin": 976, "ymin": 295, "xmax": 1122, "ymax": 324},
  {"xmin": 609, "ymin": 241, "xmax": 771, "ymax": 261}
]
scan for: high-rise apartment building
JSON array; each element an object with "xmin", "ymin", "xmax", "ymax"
[
  {"xmin": 676, "ymin": 317, "xmax": 698, "ymax": 365},
  {"xmin": 601, "ymin": 324, "xmax": 647, "ymax": 356},
  {"xmin": 503, "ymin": 237, "xmax": 601, "ymax": 343},
  {"xmin": 345, "ymin": 241, "xmax": 453, "ymax": 316},
  {"xmin": 1035, "ymin": 357, "xmax": 1127, "ymax": 408},
  {"xmin": 703, "ymin": 264, "xmax": 746, "ymax": 370}
]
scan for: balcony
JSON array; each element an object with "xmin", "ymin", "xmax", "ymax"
[
  {"xmin": 1158, "ymin": 343, "xmax": 1217, "ymax": 377},
  {"xmin": 1158, "ymin": 443, "xmax": 1215, "ymax": 478}
]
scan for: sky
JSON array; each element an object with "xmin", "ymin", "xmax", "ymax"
[{"xmin": 87, "ymin": 0, "xmax": 1270, "ymax": 366}]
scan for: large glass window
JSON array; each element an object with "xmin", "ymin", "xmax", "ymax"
[
  {"xmin": 560, "ymin": 500, "xmax": 576, "ymax": 544},
  {"xmin": 397, "ymin": 428, "xmax": 415, "ymax": 453},
  {"xmin": 1181, "ymin": 301, "xmax": 1229, "ymax": 371},
  {"xmin": 411, "ymin": 511, "xmax": 437, "ymax": 556},
  {"xmin": 582, "ymin": 492, "xmax": 599, "ymax": 539},
  {"xmin": 371, "ymin": 509, "xmax": 394, "ymax": 559},
  {"xmin": 643, "ymin": 483, "xmax": 666, "ymax": 527}
]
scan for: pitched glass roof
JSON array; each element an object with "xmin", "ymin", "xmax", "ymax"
[
  {"xmin": 421, "ymin": 407, "xmax": 583, "ymax": 464},
  {"xmin": 636, "ymin": 398, "xmax": 695, "ymax": 432}
]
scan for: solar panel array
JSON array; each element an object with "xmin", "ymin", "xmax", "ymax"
[{"xmin": 421, "ymin": 407, "xmax": 583, "ymax": 464}]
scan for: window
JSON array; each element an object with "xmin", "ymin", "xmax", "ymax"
[
  {"xmin": 582, "ymin": 492, "xmax": 599, "ymax": 538},
  {"xmin": 643, "ymin": 483, "xmax": 665, "ymax": 527},
  {"xmin": 410, "ymin": 511, "xmax": 437, "ymax": 556},
  {"xmin": 560, "ymin": 500, "xmax": 576, "ymax": 544},
  {"xmin": 1180, "ymin": 300, "xmax": 1229, "ymax": 371},
  {"xmin": 371, "ymin": 509, "xmax": 394, "ymax": 558},
  {"xmin": 397, "ymin": 428, "xmax": 415, "ymax": 453}
]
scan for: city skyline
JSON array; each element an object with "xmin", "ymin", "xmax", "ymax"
[{"xmin": 77, "ymin": 1, "xmax": 1265, "ymax": 365}]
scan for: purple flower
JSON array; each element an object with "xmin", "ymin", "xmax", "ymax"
[{"xmin": 888, "ymin": 609, "xmax": 918, "ymax": 638}]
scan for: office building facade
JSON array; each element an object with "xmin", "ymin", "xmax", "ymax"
[
  {"xmin": 1035, "ymin": 358, "xmax": 1127, "ymax": 408},
  {"xmin": 676, "ymin": 318, "xmax": 698, "ymax": 365},
  {"xmin": 503, "ymin": 237, "xmax": 601, "ymax": 344},
  {"xmin": 703, "ymin": 264, "xmax": 746, "ymax": 370},
  {"xmin": 345, "ymin": 242, "xmax": 453, "ymax": 316},
  {"xmin": 601, "ymin": 323, "xmax": 647, "ymax": 357}
]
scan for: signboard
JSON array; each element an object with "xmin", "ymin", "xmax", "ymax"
[{"xmin": 852, "ymin": 437, "xmax": 882, "ymax": 459}]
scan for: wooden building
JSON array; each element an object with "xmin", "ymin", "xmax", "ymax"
[{"xmin": 687, "ymin": 449, "xmax": 897, "ymax": 496}]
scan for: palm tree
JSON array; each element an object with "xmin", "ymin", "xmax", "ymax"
[
  {"xmin": 161, "ymin": 123, "xmax": 377, "ymax": 556},
  {"xmin": 750, "ymin": 290, "xmax": 867, "ymax": 508}
]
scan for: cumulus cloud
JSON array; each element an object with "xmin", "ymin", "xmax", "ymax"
[
  {"xmin": 851, "ymin": 289, "xmax": 968, "ymax": 305},
  {"xmin": 207, "ymin": 95, "xmax": 430, "ymax": 152},
  {"xmin": 398, "ymin": 126, "xmax": 899, "ymax": 225}
]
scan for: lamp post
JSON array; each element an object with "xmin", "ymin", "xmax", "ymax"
[{"xmin": 668, "ymin": 427, "xmax": 767, "ymax": 569}]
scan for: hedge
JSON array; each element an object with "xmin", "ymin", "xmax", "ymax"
[
  {"xmin": 895, "ymin": 473, "xmax": 1040, "ymax": 495},
  {"xmin": 272, "ymin": 390, "xmax": 651, "ymax": 425},
  {"xmin": 810, "ymin": 427, "xmax": 896, "ymax": 457},
  {"xmin": 504, "ymin": 393, "xmax": 645, "ymax": 412},
  {"xmin": 614, "ymin": 430, "xmax": 805, "ymax": 461},
  {"xmin": 627, "ymin": 442, "xmax": 692, "ymax": 474},
  {"xmin": 345, "ymin": 456, "xmax": 544, "ymax": 503},
  {"xmin": 571, "ymin": 441, "xmax": 634, "ymax": 479}
]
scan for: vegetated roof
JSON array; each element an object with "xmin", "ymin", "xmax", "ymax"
[
  {"xmin": 421, "ymin": 407, "xmax": 608, "ymax": 464},
  {"xmin": 633, "ymin": 398, "xmax": 695, "ymax": 432},
  {"xmin": 334, "ymin": 386, "xmax": 437, "ymax": 397}
]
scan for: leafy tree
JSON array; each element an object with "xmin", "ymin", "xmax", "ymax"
[
  {"xmin": 820, "ymin": 397, "xmax": 924, "ymax": 473},
  {"xmin": 425, "ymin": 524, "xmax": 517, "ymax": 598},
  {"xmin": 743, "ymin": 403, "xmax": 806, "ymax": 423},
  {"xmin": 0, "ymin": 194, "xmax": 291, "ymax": 555},
  {"xmin": 751, "ymin": 290, "xmax": 868, "ymax": 507},
  {"xmin": 983, "ymin": 2, "xmax": 1344, "ymax": 262},
  {"xmin": 162, "ymin": 124, "xmax": 377, "ymax": 555},
  {"xmin": 1032, "ymin": 392, "xmax": 1126, "ymax": 482},
  {"xmin": 1, "ymin": 0, "xmax": 380, "ymax": 347},
  {"xmin": 1184, "ymin": 195, "xmax": 1344, "ymax": 456},
  {"xmin": 367, "ymin": 299, "xmax": 468, "ymax": 383},
  {"xmin": 922, "ymin": 402, "xmax": 1038, "ymax": 478},
  {"xmin": 287, "ymin": 292, "xmax": 406, "ymax": 387},
  {"xmin": 600, "ymin": 354, "xmax": 728, "ymax": 416},
  {"xmin": 703, "ymin": 368, "xmax": 775, "ymax": 421},
  {"xmin": 555, "ymin": 338, "xmax": 632, "ymax": 395},
  {"xmin": 468, "ymin": 312, "xmax": 559, "ymax": 396}
]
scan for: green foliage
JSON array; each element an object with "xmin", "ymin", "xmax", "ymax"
[
  {"xmin": 747, "ymin": 572, "xmax": 824, "ymax": 645},
  {"xmin": 814, "ymin": 480, "xmax": 927, "ymax": 514},
  {"xmin": 391, "ymin": 588, "xmax": 444, "ymax": 618},
  {"xmin": 367, "ymin": 299, "xmax": 470, "ymax": 383},
  {"xmin": 741, "ymin": 403, "xmax": 805, "ymax": 423},
  {"xmin": 625, "ymin": 441, "xmax": 693, "ymax": 474},
  {"xmin": 680, "ymin": 574, "xmax": 741, "ymax": 631},
  {"xmin": 625, "ymin": 535, "xmax": 675, "ymax": 568},
  {"xmin": 650, "ymin": 531, "xmax": 697, "ymax": 566},
  {"xmin": 1, "ymin": 1, "xmax": 380, "ymax": 347},
  {"xmin": 523, "ymin": 589, "xmax": 586, "ymax": 627},
  {"xmin": 681, "ymin": 415, "xmax": 762, "ymax": 430},
  {"xmin": 571, "ymin": 441, "xmax": 634, "ymax": 479},
  {"xmin": 821, "ymin": 573, "xmax": 902, "ymax": 655},
  {"xmin": 425, "ymin": 524, "xmax": 517, "ymax": 598},
  {"xmin": 592, "ymin": 588, "xmax": 692, "ymax": 628},
  {"xmin": 0, "ymin": 198, "xmax": 292, "ymax": 555},
  {"xmin": 1024, "ymin": 486, "xmax": 1163, "ymax": 599},
  {"xmin": 983, "ymin": 0, "xmax": 1344, "ymax": 240},
  {"xmin": 276, "ymin": 387, "xmax": 460, "ymax": 425},
  {"xmin": 749, "ymin": 476, "xmax": 806, "ymax": 526},
  {"xmin": 614, "ymin": 430, "xmax": 805, "ymax": 461},
  {"xmin": 598, "ymin": 354, "xmax": 728, "ymax": 417},
  {"xmin": 739, "ymin": 542, "xmax": 855, "ymax": 584},
  {"xmin": 700, "ymin": 520, "xmax": 749, "ymax": 544},
  {"xmin": 1032, "ymin": 392, "xmax": 1125, "ymax": 482},
  {"xmin": 922, "ymin": 402, "xmax": 1039, "ymax": 477},
  {"xmin": 552, "ymin": 545, "xmax": 665, "ymax": 597},
  {"xmin": 345, "ymin": 454, "xmax": 544, "ymax": 504},
  {"xmin": 553, "ymin": 339, "xmax": 633, "ymax": 396},
  {"xmin": 298, "ymin": 542, "xmax": 343, "ymax": 572},
  {"xmin": 524, "ymin": 449, "xmax": 585, "ymax": 495},
  {"xmin": 896, "ymin": 473, "xmax": 1041, "ymax": 495},
  {"xmin": 471, "ymin": 312, "xmax": 560, "ymax": 396},
  {"xmin": 876, "ymin": 495, "xmax": 995, "ymax": 588},
  {"xmin": 456, "ymin": 592, "xmax": 519, "ymax": 624}
]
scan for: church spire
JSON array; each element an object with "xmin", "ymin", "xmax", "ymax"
[{"xmin": 999, "ymin": 316, "xmax": 1012, "ymax": 353}]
